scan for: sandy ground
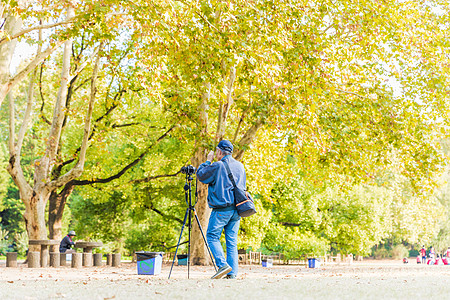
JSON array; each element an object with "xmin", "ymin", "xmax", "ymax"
[{"xmin": 0, "ymin": 259, "xmax": 449, "ymax": 300}]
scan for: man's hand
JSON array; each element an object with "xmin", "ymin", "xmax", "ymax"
[{"xmin": 207, "ymin": 150, "xmax": 214, "ymax": 162}]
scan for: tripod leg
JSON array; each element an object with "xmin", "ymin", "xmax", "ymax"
[
  {"xmin": 193, "ymin": 209, "xmax": 218, "ymax": 271},
  {"xmin": 188, "ymin": 206, "xmax": 192, "ymax": 279},
  {"xmin": 168, "ymin": 208, "xmax": 189, "ymax": 279}
]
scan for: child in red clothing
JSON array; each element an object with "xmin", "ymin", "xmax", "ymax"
[
  {"xmin": 434, "ymin": 255, "xmax": 441, "ymax": 265},
  {"xmin": 420, "ymin": 246, "xmax": 427, "ymax": 264}
]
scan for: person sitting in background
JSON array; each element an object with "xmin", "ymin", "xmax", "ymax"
[
  {"xmin": 416, "ymin": 255, "xmax": 421, "ymax": 264},
  {"xmin": 434, "ymin": 254, "xmax": 442, "ymax": 265},
  {"xmin": 446, "ymin": 247, "xmax": 450, "ymax": 259},
  {"xmin": 59, "ymin": 231, "xmax": 76, "ymax": 253}
]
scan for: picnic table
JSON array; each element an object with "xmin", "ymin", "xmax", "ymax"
[
  {"xmin": 74, "ymin": 241, "xmax": 103, "ymax": 267},
  {"xmin": 29, "ymin": 239, "xmax": 60, "ymax": 267},
  {"xmin": 74, "ymin": 241, "xmax": 103, "ymax": 253}
]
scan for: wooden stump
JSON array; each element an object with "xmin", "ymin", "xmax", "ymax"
[
  {"xmin": 83, "ymin": 253, "xmax": 93, "ymax": 267},
  {"xmin": 106, "ymin": 253, "xmax": 112, "ymax": 266},
  {"xmin": 72, "ymin": 253, "xmax": 82, "ymax": 268},
  {"xmin": 50, "ymin": 252, "xmax": 60, "ymax": 267},
  {"xmin": 28, "ymin": 252, "xmax": 40, "ymax": 268},
  {"xmin": 60, "ymin": 253, "xmax": 67, "ymax": 267},
  {"xmin": 6, "ymin": 252, "xmax": 18, "ymax": 267},
  {"xmin": 112, "ymin": 253, "xmax": 121, "ymax": 267},
  {"xmin": 93, "ymin": 253, "xmax": 102, "ymax": 266}
]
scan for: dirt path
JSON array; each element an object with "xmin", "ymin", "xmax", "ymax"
[{"xmin": 1, "ymin": 260, "xmax": 449, "ymax": 299}]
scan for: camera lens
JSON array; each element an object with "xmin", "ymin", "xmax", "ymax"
[{"xmin": 181, "ymin": 165, "xmax": 196, "ymax": 175}]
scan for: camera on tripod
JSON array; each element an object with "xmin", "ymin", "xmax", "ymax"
[
  {"xmin": 180, "ymin": 165, "xmax": 196, "ymax": 175},
  {"xmin": 169, "ymin": 163, "xmax": 217, "ymax": 279}
]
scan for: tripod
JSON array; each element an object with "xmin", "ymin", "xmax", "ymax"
[{"xmin": 168, "ymin": 171, "xmax": 217, "ymax": 279}]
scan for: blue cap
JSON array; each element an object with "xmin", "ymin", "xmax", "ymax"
[{"xmin": 217, "ymin": 140, "xmax": 233, "ymax": 153}]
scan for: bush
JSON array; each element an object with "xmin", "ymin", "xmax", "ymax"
[
  {"xmin": 391, "ymin": 244, "xmax": 409, "ymax": 259},
  {"xmin": 409, "ymin": 249, "xmax": 419, "ymax": 257},
  {"xmin": 374, "ymin": 248, "xmax": 390, "ymax": 259},
  {"xmin": 14, "ymin": 232, "xmax": 28, "ymax": 256},
  {"xmin": 0, "ymin": 229, "xmax": 10, "ymax": 255}
]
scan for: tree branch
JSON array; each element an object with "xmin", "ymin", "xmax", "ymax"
[
  {"xmin": 143, "ymin": 204, "xmax": 183, "ymax": 225},
  {"xmin": 69, "ymin": 44, "xmax": 101, "ymax": 81},
  {"xmin": 233, "ymin": 85, "xmax": 253, "ymax": 144},
  {"xmin": 281, "ymin": 222, "xmax": 302, "ymax": 227},
  {"xmin": 216, "ymin": 66, "xmax": 236, "ymax": 142},
  {"xmin": 234, "ymin": 119, "xmax": 263, "ymax": 161},
  {"xmin": 16, "ymin": 69, "xmax": 36, "ymax": 159},
  {"xmin": 56, "ymin": 93, "xmax": 123, "ymax": 169},
  {"xmin": 112, "ymin": 122, "xmax": 140, "ymax": 128},
  {"xmin": 38, "ymin": 61, "xmax": 52, "ymax": 125},
  {"xmin": 9, "ymin": 40, "xmax": 65, "ymax": 92},
  {"xmin": 8, "ymin": 93, "xmax": 15, "ymax": 155},
  {"xmin": 199, "ymin": 82, "xmax": 210, "ymax": 136},
  {"xmin": 48, "ymin": 40, "xmax": 104, "ymax": 189},
  {"xmin": 336, "ymin": 88, "xmax": 368, "ymax": 99},
  {"xmin": 0, "ymin": 18, "xmax": 75, "ymax": 46},
  {"xmin": 73, "ymin": 76, "xmax": 91, "ymax": 92},
  {"xmin": 131, "ymin": 171, "xmax": 182, "ymax": 184},
  {"xmin": 6, "ymin": 93, "xmax": 32, "ymax": 197},
  {"xmin": 71, "ymin": 125, "xmax": 176, "ymax": 186}
]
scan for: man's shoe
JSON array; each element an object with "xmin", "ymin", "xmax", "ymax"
[
  {"xmin": 211, "ymin": 265, "xmax": 232, "ymax": 279},
  {"xmin": 225, "ymin": 274, "xmax": 236, "ymax": 279}
]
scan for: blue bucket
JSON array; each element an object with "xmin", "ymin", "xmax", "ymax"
[
  {"xmin": 136, "ymin": 252, "xmax": 164, "ymax": 275},
  {"xmin": 177, "ymin": 254, "xmax": 188, "ymax": 266},
  {"xmin": 308, "ymin": 258, "xmax": 320, "ymax": 268},
  {"xmin": 262, "ymin": 259, "xmax": 273, "ymax": 268}
]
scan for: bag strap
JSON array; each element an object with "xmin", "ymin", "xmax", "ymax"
[{"xmin": 222, "ymin": 160, "xmax": 237, "ymax": 189}]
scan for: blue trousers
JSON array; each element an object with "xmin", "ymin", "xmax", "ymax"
[{"xmin": 206, "ymin": 209, "xmax": 241, "ymax": 276}]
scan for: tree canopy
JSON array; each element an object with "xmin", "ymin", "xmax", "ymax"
[{"xmin": 1, "ymin": 0, "xmax": 450, "ymax": 259}]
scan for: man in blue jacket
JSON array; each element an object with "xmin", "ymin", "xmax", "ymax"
[
  {"xmin": 197, "ymin": 140, "xmax": 246, "ymax": 279},
  {"xmin": 59, "ymin": 231, "xmax": 76, "ymax": 253}
]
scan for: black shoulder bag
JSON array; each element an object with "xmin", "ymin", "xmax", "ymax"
[{"xmin": 223, "ymin": 161, "xmax": 257, "ymax": 218}]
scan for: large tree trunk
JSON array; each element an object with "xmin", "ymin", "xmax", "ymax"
[
  {"xmin": 190, "ymin": 83, "xmax": 211, "ymax": 265},
  {"xmin": 190, "ymin": 148, "xmax": 212, "ymax": 265},
  {"xmin": 48, "ymin": 183, "xmax": 74, "ymax": 252},
  {"xmin": 23, "ymin": 190, "xmax": 50, "ymax": 251}
]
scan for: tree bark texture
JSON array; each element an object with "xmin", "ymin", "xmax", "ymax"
[
  {"xmin": 0, "ymin": 13, "xmax": 22, "ymax": 107},
  {"xmin": 48, "ymin": 184, "xmax": 74, "ymax": 252},
  {"xmin": 190, "ymin": 83, "xmax": 212, "ymax": 265},
  {"xmin": 190, "ymin": 149, "xmax": 212, "ymax": 265}
]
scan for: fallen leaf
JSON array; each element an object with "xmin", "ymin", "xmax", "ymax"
[
  {"xmin": 55, "ymin": 293, "xmax": 66, "ymax": 298},
  {"xmin": 7, "ymin": 281, "xmax": 14, "ymax": 283}
]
